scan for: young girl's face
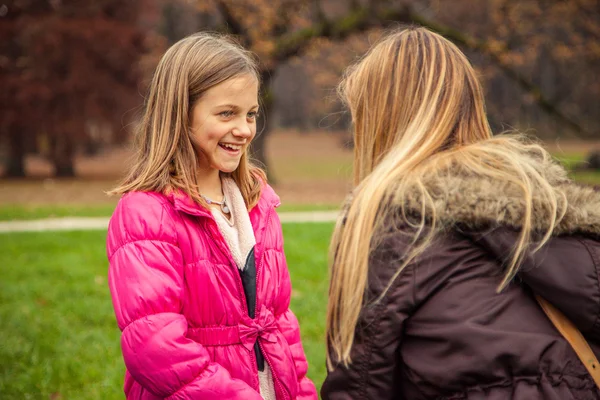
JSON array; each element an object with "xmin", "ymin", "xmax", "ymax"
[{"xmin": 190, "ymin": 74, "xmax": 259, "ymax": 174}]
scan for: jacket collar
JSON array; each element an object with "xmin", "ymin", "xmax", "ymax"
[
  {"xmin": 166, "ymin": 180, "xmax": 280, "ymax": 219},
  {"xmin": 250, "ymin": 182, "xmax": 281, "ymax": 216},
  {"xmin": 398, "ymin": 155, "xmax": 600, "ymax": 237},
  {"xmin": 166, "ymin": 190, "xmax": 211, "ymax": 218}
]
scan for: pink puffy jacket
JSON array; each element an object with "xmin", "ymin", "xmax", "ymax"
[{"xmin": 106, "ymin": 184, "xmax": 317, "ymax": 399}]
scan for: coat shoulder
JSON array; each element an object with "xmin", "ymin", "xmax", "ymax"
[
  {"xmin": 107, "ymin": 191, "xmax": 178, "ymax": 258},
  {"xmin": 259, "ymin": 182, "xmax": 281, "ymax": 208}
]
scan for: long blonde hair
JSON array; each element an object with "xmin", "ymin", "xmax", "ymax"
[
  {"xmin": 326, "ymin": 27, "xmax": 567, "ymax": 368},
  {"xmin": 110, "ymin": 32, "xmax": 265, "ymax": 208}
]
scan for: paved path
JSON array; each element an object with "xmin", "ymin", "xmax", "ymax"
[{"xmin": 0, "ymin": 211, "xmax": 340, "ymax": 233}]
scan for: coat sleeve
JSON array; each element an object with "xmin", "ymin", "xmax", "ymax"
[
  {"xmin": 321, "ymin": 234, "xmax": 414, "ymax": 400},
  {"xmin": 474, "ymin": 228, "xmax": 600, "ymax": 341},
  {"xmin": 107, "ymin": 193, "xmax": 262, "ymax": 400},
  {"xmin": 270, "ymin": 211, "xmax": 318, "ymax": 399}
]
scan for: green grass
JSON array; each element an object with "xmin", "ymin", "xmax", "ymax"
[
  {"xmin": 553, "ymin": 152, "xmax": 585, "ymax": 170},
  {"xmin": 281, "ymin": 223, "xmax": 332, "ymax": 391},
  {"xmin": 0, "ymin": 230, "xmax": 122, "ymax": 399},
  {"xmin": 4, "ymin": 152, "xmax": 600, "ymax": 222},
  {"xmin": 0, "ymin": 205, "xmax": 118, "ymax": 221},
  {"xmin": 0, "ymin": 204, "xmax": 339, "ymax": 222},
  {"xmin": 551, "ymin": 153, "xmax": 600, "ymax": 185},
  {"xmin": 274, "ymin": 159, "xmax": 353, "ymax": 181},
  {"xmin": 0, "ymin": 223, "xmax": 333, "ymax": 399},
  {"xmin": 568, "ymin": 170, "xmax": 600, "ymax": 185},
  {"xmin": 277, "ymin": 203, "xmax": 339, "ymax": 213}
]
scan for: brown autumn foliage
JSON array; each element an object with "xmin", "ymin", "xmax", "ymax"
[
  {"xmin": 302, "ymin": 0, "xmax": 599, "ymax": 138},
  {"xmin": 1, "ymin": 0, "xmax": 598, "ymax": 178},
  {"xmin": 431, "ymin": 0, "xmax": 600, "ymax": 137},
  {"xmin": 195, "ymin": 0, "xmax": 600, "ymax": 175},
  {"xmin": 0, "ymin": 0, "xmax": 152, "ymax": 177}
]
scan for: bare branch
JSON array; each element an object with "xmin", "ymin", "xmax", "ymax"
[
  {"xmin": 274, "ymin": 5, "xmax": 413, "ymax": 61},
  {"xmin": 215, "ymin": 0, "xmax": 251, "ymax": 46},
  {"xmin": 312, "ymin": 0, "xmax": 326, "ymax": 22}
]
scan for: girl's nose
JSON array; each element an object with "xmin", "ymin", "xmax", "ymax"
[{"xmin": 232, "ymin": 122, "xmax": 253, "ymax": 138}]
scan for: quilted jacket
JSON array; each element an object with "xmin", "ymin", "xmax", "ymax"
[{"xmin": 107, "ymin": 184, "xmax": 317, "ymax": 399}]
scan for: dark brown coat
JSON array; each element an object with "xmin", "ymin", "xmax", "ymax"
[{"xmin": 322, "ymin": 159, "xmax": 600, "ymax": 399}]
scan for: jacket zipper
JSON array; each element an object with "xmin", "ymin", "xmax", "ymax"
[
  {"xmin": 254, "ymin": 206, "xmax": 273, "ymax": 317},
  {"xmin": 254, "ymin": 207, "xmax": 289, "ymax": 399},
  {"xmin": 207, "ymin": 221, "xmax": 248, "ymax": 312},
  {"xmin": 258, "ymin": 338, "xmax": 288, "ymax": 400},
  {"xmin": 204, "ymin": 205, "xmax": 280, "ymax": 393},
  {"xmin": 206, "ymin": 220, "xmax": 260, "ymax": 389}
]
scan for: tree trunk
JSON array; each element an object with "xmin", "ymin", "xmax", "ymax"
[
  {"xmin": 5, "ymin": 127, "xmax": 26, "ymax": 177},
  {"xmin": 55, "ymin": 160, "xmax": 75, "ymax": 177},
  {"xmin": 51, "ymin": 135, "xmax": 76, "ymax": 177},
  {"xmin": 254, "ymin": 70, "xmax": 276, "ymax": 182}
]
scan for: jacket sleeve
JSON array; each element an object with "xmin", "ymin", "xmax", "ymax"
[
  {"xmin": 107, "ymin": 193, "xmax": 262, "ymax": 400},
  {"xmin": 270, "ymin": 211, "xmax": 318, "ymax": 399},
  {"xmin": 321, "ymin": 234, "xmax": 414, "ymax": 400},
  {"xmin": 474, "ymin": 228, "xmax": 600, "ymax": 341}
]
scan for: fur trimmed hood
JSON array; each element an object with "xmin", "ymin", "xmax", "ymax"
[{"xmin": 400, "ymin": 156, "xmax": 600, "ymax": 237}]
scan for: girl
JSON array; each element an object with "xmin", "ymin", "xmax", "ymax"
[
  {"xmin": 322, "ymin": 27, "xmax": 600, "ymax": 399},
  {"xmin": 106, "ymin": 33, "xmax": 317, "ymax": 400}
]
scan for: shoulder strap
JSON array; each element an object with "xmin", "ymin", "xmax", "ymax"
[{"xmin": 536, "ymin": 295, "xmax": 600, "ymax": 388}]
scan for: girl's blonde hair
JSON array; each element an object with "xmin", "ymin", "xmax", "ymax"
[
  {"xmin": 326, "ymin": 27, "xmax": 566, "ymax": 369},
  {"xmin": 110, "ymin": 32, "xmax": 265, "ymax": 208}
]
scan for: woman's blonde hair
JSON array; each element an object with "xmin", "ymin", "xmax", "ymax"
[
  {"xmin": 326, "ymin": 27, "xmax": 567, "ymax": 368},
  {"xmin": 110, "ymin": 32, "xmax": 265, "ymax": 208}
]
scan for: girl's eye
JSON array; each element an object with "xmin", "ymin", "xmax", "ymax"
[
  {"xmin": 247, "ymin": 111, "xmax": 259, "ymax": 120},
  {"xmin": 219, "ymin": 110, "xmax": 234, "ymax": 117}
]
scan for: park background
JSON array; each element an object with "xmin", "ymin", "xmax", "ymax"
[{"xmin": 1, "ymin": 0, "xmax": 600, "ymax": 398}]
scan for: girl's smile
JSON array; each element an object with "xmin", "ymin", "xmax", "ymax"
[{"xmin": 218, "ymin": 141, "xmax": 244, "ymax": 155}]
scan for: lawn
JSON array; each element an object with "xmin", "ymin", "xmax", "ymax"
[
  {"xmin": 0, "ymin": 203, "xmax": 340, "ymax": 222},
  {"xmin": 2, "ymin": 151, "xmax": 599, "ymax": 223},
  {"xmin": 0, "ymin": 205, "xmax": 118, "ymax": 222},
  {"xmin": 2, "ymin": 145, "xmax": 599, "ymax": 399},
  {"xmin": 0, "ymin": 223, "xmax": 333, "ymax": 399}
]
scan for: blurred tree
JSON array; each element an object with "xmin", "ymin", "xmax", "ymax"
[
  {"xmin": 4, "ymin": 0, "xmax": 595, "ymax": 178},
  {"xmin": 0, "ymin": 0, "xmax": 150, "ymax": 177},
  {"xmin": 196, "ymin": 0, "xmax": 420, "ymax": 177},
  {"xmin": 190, "ymin": 0, "xmax": 598, "ymax": 177},
  {"xmin": 429, "ymin": 0, "xmax": 600, "ymax": 138}
]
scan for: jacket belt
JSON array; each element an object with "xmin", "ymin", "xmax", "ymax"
[{"xmin": 187, "ymin": 306, "xmax": 277, "ymax": 352}]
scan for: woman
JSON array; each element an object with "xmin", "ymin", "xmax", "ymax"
[
  {"xmin": 106, "ymin": 33, "xmax": 317, "ymax": 400},
  {"xmin": 322, "ymin": 27, "xmax": 600, "ymax": 399}
]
